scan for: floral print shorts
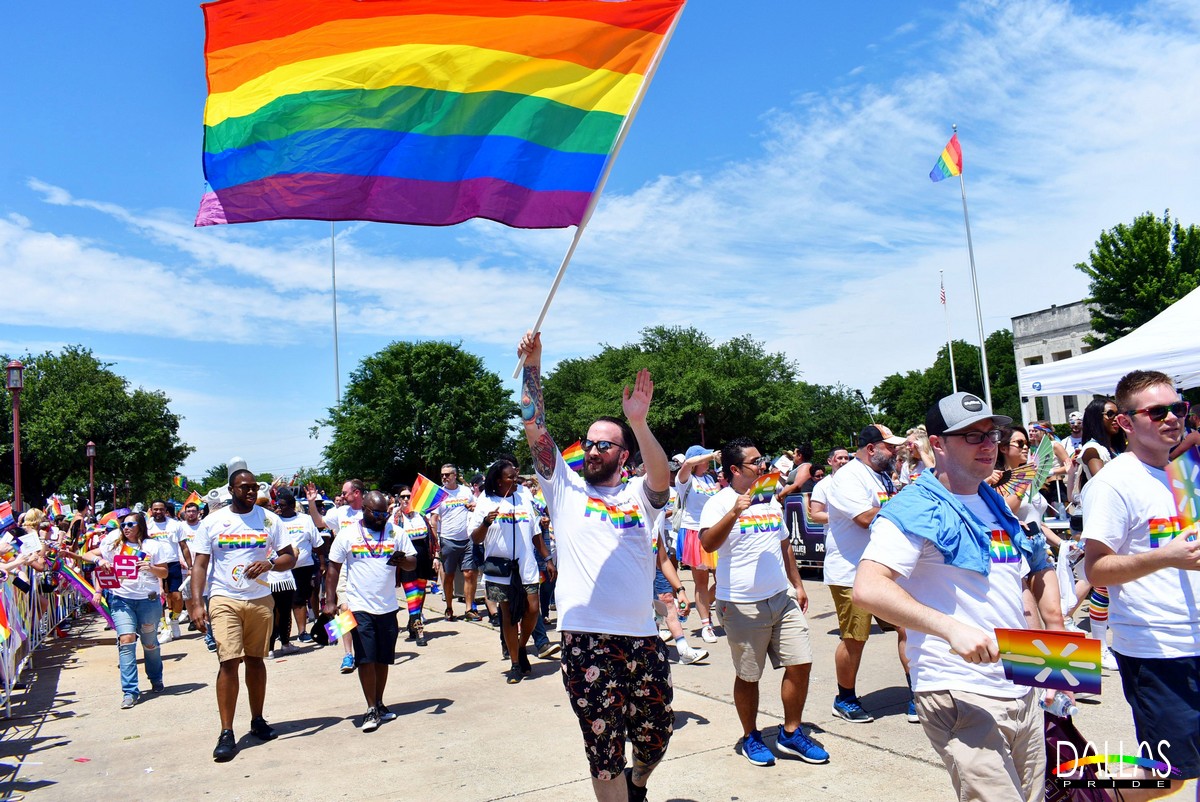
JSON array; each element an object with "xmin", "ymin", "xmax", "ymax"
[{"xmin": 560, "ymin": 632, "xmax": 674, "ymax": 779}]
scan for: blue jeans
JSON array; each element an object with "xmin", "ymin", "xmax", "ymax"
[{"xmin": 109, "ymin": 595, "xmax": 164, "ymax": 697}]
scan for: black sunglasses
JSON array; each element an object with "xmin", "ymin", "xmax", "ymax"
[
  {"xmin": 399, "ymin": 494, "xmax": 411, "ymax": 499},
  {"xmin": 1124, "ymin": 401, "xmax": 1189, "ymax": 422},
  {"xmin": 582, "ymin": 439, "xmax": 625, "ymax": 453}
]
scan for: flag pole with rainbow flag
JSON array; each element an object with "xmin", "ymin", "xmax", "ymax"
[{"xmin": 930, "ymin": 124, "xmax": 990, "ymax": 409}]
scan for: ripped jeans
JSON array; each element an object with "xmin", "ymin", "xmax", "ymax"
[{"xmin": 109, "ymin": 595, "xmax": 164, "ymax": 697}]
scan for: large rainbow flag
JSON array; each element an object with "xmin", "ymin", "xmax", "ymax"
[{"xmin": 196, "ymin": 0, "xmax": 686, "ymax": 229}]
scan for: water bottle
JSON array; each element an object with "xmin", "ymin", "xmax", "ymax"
[{"xmin": 1040, "ymin": 692, "xmax": 1078, "ymax": 718}]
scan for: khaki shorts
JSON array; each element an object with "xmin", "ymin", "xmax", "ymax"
[
  {"xmin": 209, "ymin": 595, "xmax": 274, "ymax": 663},
  {"xmin": 916, "ymin": 689, "xmax": 1044, "ymax": 802},
  {"xmin": 716, "ymin": 590, "xmax": 812, "ymax": 682},
  {"xmin": 829, "ymin": 584, "xmax": 896, "ymax": 641}
]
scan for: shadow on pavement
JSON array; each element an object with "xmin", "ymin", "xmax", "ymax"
[
  {"xmin": 446, "ymin": 660, "xmax": 485, "ymax": 673},
  {"xmin": 672, "ymin": 708, "xmax": 710, "ymax": 730}
]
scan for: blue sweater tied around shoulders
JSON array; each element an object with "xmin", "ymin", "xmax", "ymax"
[{"xmin": 875, "ymin": 470, "xmax": 1050, "ymax": 576}]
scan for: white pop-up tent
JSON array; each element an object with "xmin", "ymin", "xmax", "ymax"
[{"xmin": 1019, "ymin": 285, "xmax": 1200, "ymax": 397}]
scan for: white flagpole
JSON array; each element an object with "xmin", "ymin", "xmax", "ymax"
[
  {"xmin": 952, "ymin": 124, "xmax": 992, "ymax": 409},
  {"xmin": 331, "ymin": 221, "xmax": 341, "ymax": 404},
  {"xmin": 941, "ymin": 270, "xmax": 958, "ymax": 393},
  {"xmin": 513, "ymin": 2, "xmax": 688, "ymax": 378}
]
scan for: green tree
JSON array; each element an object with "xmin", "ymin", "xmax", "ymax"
[
  {"xmin": 540, "ymin": 326, "xmax": 865, "ymax": 458},
  {"xmin": 871, "ymin": 330, "xmax": 1019, "ymax": 429},
  {"xmin": 0, "ymin": 346, "xmax": 193, "ymax": 511},
  {"xmin": 321, "ymin": 341, "xmax": 517, "ymax": 487},
  {"xmin": 1076, "ymin": 210, "xmax": 1200, "ymax": 347}
]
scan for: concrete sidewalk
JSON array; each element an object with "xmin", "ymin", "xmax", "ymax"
[{"xmin": 1, "ymin": 579, "xmax": 1136, "ymax": 801}]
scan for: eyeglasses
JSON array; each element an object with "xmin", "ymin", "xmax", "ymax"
[
  {"xmin": 120, "ymin": 521, "xmax": 138, "ymax": 529},
  {"xmin": 1103, "ymin": 410, "xmax": 1119, "ymax": 420},
  {"xmin": 1124, "ymin": 401, "xmax": 1189, "ymax": 422},
  {"xmin": 740, "ymin": 456, "xmax": 770, "ymax": 469},
  {"xmin": 232, "ymin": 483, "xmax": 259, "ymax": 492},
  {"xmin": 944, "ymin": 429, "xmax": 1003, "ymax": 445},
  {"xmin": 1007, "ymin": 440, "xmax": 1029, "ymax": 449},
  {"xmin": 582, "ymin": 439, "xmax": 625, "ymax": 453},
  {"xmin": 440, "ymin": 474, "xmax": 455, "ymax": 479},
  {"xmin": 399, "ymin": 494, "xmax": 411, "ymax": 499},
  {"xmin": 363, "ymin": 507, "xmax": 388, "ymax": 516}
]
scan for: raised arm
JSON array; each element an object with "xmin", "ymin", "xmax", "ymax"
[
  {"xmin": 624, "ymin": 368, "xmax": 669, "ymax": 503},
  {"xmin": 519, "ymin": 331, "xmax": 558, "ymax": 480}
]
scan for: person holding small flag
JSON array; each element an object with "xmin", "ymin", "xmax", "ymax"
[{"xmin": 324, "ymin": 490, "xmax": 416, "ymax": 733}]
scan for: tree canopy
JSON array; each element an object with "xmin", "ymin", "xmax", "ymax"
[
  {"xmin": 1076, "ymin": 210, "xmax": 1200, "ymax": 347},
  {"xmin": 539, "ymin": 326, "xmax": 868, "ymax": 459},
  {"xmin": 321, "ymin": 341, "xmax": 517, "ymax": 487},
  {"xmin": 0, "ymin": 346, "xmax": 193, "ymax": 511},
  {"xmin": 870, "ymin": 330, "xmax": 1019, "ymax": 430}
]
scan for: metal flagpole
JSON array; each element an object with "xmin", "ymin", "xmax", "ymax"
[
  {"xmin": 331, "ymin": 221, "xmax": 341, "ymax": 404},
  {"xmin": 952, "ymin": 124, "xmax": 992, "ymax": 409},
  {"xmin": 513, "ymin": 1, "xmax": 688, "ymax": 378},
  {"xmin": 941, "ymin": 270, "xmax": 958, "ymax": 393}
]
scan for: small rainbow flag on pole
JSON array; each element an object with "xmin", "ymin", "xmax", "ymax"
[
  {"xmin": 196, "ymin": 0, "xmax": 686, "ymax": 229},
  {"xmin": 325, "ymin": 610, "xmax": 358, "ymax": 642},
  {"xmin": 47, "ymin": 498, "xmax": 64, "ymax": 518},
  {"xmin": 183, "ymin": 490, "xmax": 203, "ymax": 509},
  {"xmin": 173, "ymin": 475, "xmax": 187, "ymax": 489},
  {"xmin": 747, "ymin": 472, "xmax": 781, "ymax": 505},
  {"xmin": 1166, "ymin": 449, "xmax": 1200, "ymax": 528},
  {"xmin": 930, "ymin": 133, "xmax": 963, "ymax": 182},
  {"xmin": 57, "ymin": 562, "xmax": 117, "ymax": 630},
  {"xmin": 410, "ymin": 474, "xmax": 450, "ymax": 515},
  {"xmin": 562, "ymin": 441, "xmax": 587, "ymax": 472},
  {"xmin": 996, "ymin": 628, "xmax": 1101, "ymax": 694}
]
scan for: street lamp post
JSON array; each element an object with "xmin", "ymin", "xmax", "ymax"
[
  {"xmin": 697, "ymin": 412, "xmax": 706, "ymax": 448},
  {"xmin": 6, "ymin": 360, "xmax": 24, "ymax": 512},
  {"xmin": 86, "ymin": 441, "xmax": 96, "ymax": 515},
  {"xmin": 124, "ymin": 479, "xmax": 131, "ymax": 507}
]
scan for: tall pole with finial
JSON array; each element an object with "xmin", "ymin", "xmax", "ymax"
[{"xmin": 951, "ymin": 124, "xmax": 992, "ymax": 408}]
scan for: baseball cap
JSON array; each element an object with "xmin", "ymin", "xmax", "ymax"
[
  {"xmin": 926, "ymin": 392, "xmax": 1012, "ymax": 435},
  {"xmin": 858, "ymin": 424, "xmax": 906, "ymax": 448},
  {"xmin": 668, "ymin": 454, "xmax": 684, "ymax": 471},
  {"xmin": 685, "ymin": 445, "xmax": 712, "ymax": 460},
  {"xmin": 1068, "ymin": 411, "xmax": 1083, "ymax": 424},
  {"xmin": 226, "ymin": 456, "xmax": 249, "ymax": 481}
]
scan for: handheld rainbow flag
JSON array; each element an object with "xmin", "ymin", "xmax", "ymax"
[
  {"xmin": 1166, "ymin": 448, "xmax": 1200, "ymax": 528},
  {"xmin": 183, "ymin": 490, "xmax": 203, "ymax": 508},
  {"xmin": 0, "ymin": 501, "xmax": 14, "ymax": 534},
  {"xmin": 747, "ymin": 471, "xmax": 781, "ymax": 505},
  {"xmin": 562, "ymin": 441, "xmax": 587, "ymax": 471},
  {"xmin": 196, "ymin": 0, "xmax": 686, "ymax": 229},
  {"xmin": 47, "ymin": 498, "xmax": 64, "ymax": 518},
  {"xmin": 410, "ymin": 474, "xmax": 450, "ymax": 515},
  {"xmin": 173, "ymin": 475, "xmax": 187, "ymax": 489},
  {"xmin": 930, "ymin": 133, "xmax": 963, "ymax": 182},
  {"xmin": 325, "ymin": 610, "xmax": 358, "ymax": 641},
  {"xmin": 996, "ymin": 628, "xmax": 1101, "ymax": 694},
  {"xmin": 57, "ymin": 562, "xmax": 117, "ymax": 630}
]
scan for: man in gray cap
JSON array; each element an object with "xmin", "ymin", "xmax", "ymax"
[{"xmin": 853, "ymin": 392, "xmax": 1063, "ymax": 802}]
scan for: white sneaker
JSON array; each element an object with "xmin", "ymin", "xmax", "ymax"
[
  {"xmin": 700, "ymin": 625, "xmax": 718, "ymax": 643},
  {"xmin": 158, "ymin": 627, "xmax": 173, "ymax": 644},
  {"xmin": 658, "ymin": 629, "xmax": 671, "ymax": 642},
  {"xmin": 1063, "ymin": 618, "xmax": 1086, "ymax": 635},
  {"xmin": 1101, "ymin": 646, "xmax": 1119, "ymax": 671},
  {"xmin": 170, "ymin": 620, "xmax": 182, "ymax": 640},
  {"xmin": 679, "ymin": 646, "xmax": 708, "ymax": 665},
  {"xmin": 177, "ymin": 610, "xmax": 189, "ymax": 624}
]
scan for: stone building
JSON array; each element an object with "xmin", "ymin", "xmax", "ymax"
[{"xmin": 1011, "ymin": 300, "xmax": 1096, "ymax": 424}]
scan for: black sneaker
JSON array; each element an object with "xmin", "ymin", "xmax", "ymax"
[
  {"xmin": 361, "ymin": 707, "xmax": 381, "ymax": 733},
  {"xmin": 415, "ymin": 628, "xmax": 427, "ymax": 647},
  {"xmin": 518, "ymin": 646, "xmax": 532, "ymax": 674},
  {"xmin": 505, "ymin": 664, "xmax": 523, "ymax": 684},
  {"xmin": 249, "ymin": 717, "xmax": 278, "ymax": 741},
  {"xmin": 625, "ymin": 768, "xmax": 648, "ymax": 802},
  {"xmin": 213, "ymin": 729, "xmax": 237, "ymax": 762},
  {"xmin": 376, "ymin": 703, "xmax": 397, "ymax": 723}
]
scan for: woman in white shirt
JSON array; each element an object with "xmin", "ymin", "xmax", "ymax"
[
  {"xmin": 87, "ymin": 512, "xmax": 169, "ymax": 709},
  {"xmin": 470, "ymin": 460, "xmax": 555, "ymax": 684}
]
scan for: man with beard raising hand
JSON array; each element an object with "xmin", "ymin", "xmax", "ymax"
[{"xmin": 517, "ymin": 331, "xmax": 672, "ymax": 802}]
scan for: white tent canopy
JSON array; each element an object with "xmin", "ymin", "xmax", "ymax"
[{"xmin": 1018, "ymin": 285, "xmax": 1200, "ymax": 397}]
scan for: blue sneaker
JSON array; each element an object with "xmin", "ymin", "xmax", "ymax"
[
  {"xmin": 776, "ymin": 727, "xmax": 830, "ymax": 764},
  {"xmin": 831, "ymin": 697, "xmax": 874, "ymax": 723},
  {"xmin": 204, "ymin": 630, "xmax": 218, "ymax": 653},
  {"xmin": 340, "ymin": 653, "xmax": 356, "ymax": 674},
  {"xmin": 907, "ymin": 699, "xmax": 919, "ymax": 723},
  {"xmin": 735, "ymin": 730, "xmax": 775, "ymax": 767}
]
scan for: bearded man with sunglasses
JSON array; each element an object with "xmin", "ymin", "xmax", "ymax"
[
  {"xmin": 1083, "ymin": 370, "xmax": 1200, "ymax": 794},
  {"xmin": 517, "ymin": 331, "xmax": 672, "ymax": 802}
]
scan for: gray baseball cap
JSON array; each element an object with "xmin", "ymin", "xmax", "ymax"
[{"xmin": 926, "ymin": 392, "xmax": 1011, "ymax": 435}]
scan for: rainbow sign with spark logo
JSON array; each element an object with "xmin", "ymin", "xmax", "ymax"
[
  {"xmin": 1166, "ymin": 449, "xmax": 1200, "ymax": 528},
  {"xmin": 325, "ymin": 610, "xmax": 358, "ymax": 641},
  {"xmin": 747, "ymin": 472, "xmax": 781, "ymax": 505},
  {"xmin": 996, "ymin": 628, "xmax": 1101, "ymax": 694}
]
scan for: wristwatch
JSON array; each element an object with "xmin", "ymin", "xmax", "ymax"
[
  {"xmin": 268, "ymin": 555, "xmax": 277, "ymax": 567},
  {"xmin": 673, "ymin": 586, "xmax": 684, "ymax": 595}
]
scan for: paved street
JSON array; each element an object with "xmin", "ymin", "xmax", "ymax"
[{"xmin": 1, "ymin": 576, "xmax": 1136, "ymax": 802}]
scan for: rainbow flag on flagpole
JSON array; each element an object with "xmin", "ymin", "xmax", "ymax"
[
  {"xmin": 562, "ymin": 441, "xmax": 587, "ymax": 472},
  {"xmin": 325, "ymin": 610, "xmax": 358, "ymax": 641},
  {"xmin": 930, "ymin": 133, "xmax": 963, "ymax": 182},
  {"xmin": 196, "ymin": 0, "xmax": 686, "ymax": 229},
  {"xmin": 410, "ymin": 474, "xmax": 450, "ymax": 514}
]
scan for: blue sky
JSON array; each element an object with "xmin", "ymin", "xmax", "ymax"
[{"xmin": 2, "ymin": 0, "xmax": 1199, "ymax": 480}]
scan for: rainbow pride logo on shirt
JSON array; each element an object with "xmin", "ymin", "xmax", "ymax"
[
  {"xmin": 440, "ymin": 497, "xmax": 469, "ymax": 511},
  {"xmin": 350, "ymin": 541, "xmax": 395, "ymax": 558},
  {"xmin": 1148, "ymin": 516, "xmax": 1184, "ymax": 549},
  {"xmin": 217, "ymin": 532, "xmax": 268, "ymax": 549},
  {"xmin": 583, "ymin": 496, "xmax": 643, "ymax": 530},
  {"xmin": 737, "ymin": 512, "xmax": 784, "ymax": 535},
  {"xmin": 875, "ymin": 491, "xmax": 891, "ymax": 507},
  {"xmin": 693, "ymin": 477, "xmax": 719, "ymax": 497},
  {"xmin": 495, "ymin": 510, "xmax": 531, "ymax": 525},
  {"xmin": 989, "ymin": 530, "xmax": 1020, "ymax": 564}
]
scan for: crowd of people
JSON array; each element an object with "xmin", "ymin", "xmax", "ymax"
[{"xmin": 2, "ymin": 333, "xmax": 1198, "ymax": 802}]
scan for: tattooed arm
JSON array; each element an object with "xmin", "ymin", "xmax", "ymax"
[{"xmin": 518, "ymin": 331, "xmax": 557, "ymax": 479}]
